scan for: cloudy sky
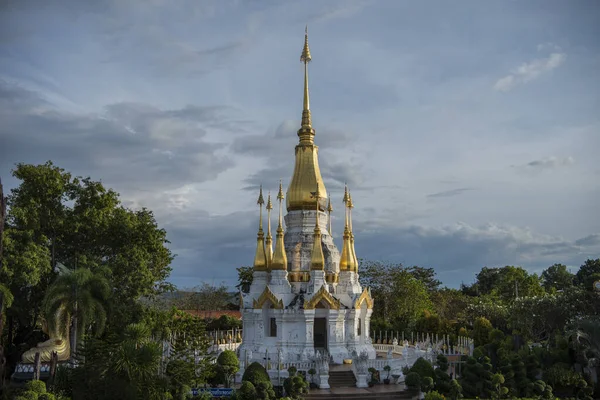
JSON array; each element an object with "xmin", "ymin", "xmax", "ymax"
[{"xmin": 1, "ymin": 0, "xmax": 599, "ymax": 289}]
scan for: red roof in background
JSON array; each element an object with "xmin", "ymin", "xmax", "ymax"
[{"xmin": 182, "ymin": 310, "xmax": 241, "ymax": 320}]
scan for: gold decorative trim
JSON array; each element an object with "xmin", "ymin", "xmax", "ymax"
[
  {"xmin": 354, "ymin": 288, "xmax": 374, "ymax": 309},
  {"xmin": 253, "ymin": 286, "xmax": 284, "ymax": 309},
  {"xmin": 304, "ymin": 285, "xmax": 340, "ymax": 310},
  {"xmin": 325, "ymin": 272, "xmax": 339, "ymax": 284}
]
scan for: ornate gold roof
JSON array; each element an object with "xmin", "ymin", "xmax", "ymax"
[
  {"xmin": 271, "ymin": 181, "xmax": 288, "ymax": 270},
  {"xmin": 310, "ymin": 186, "xmax": 325, "ymax": 270},
  {"xmin": 286, "ymin": 27, "xmax": 328, "ymax": 212},
  {"xmin": 354, "ymin": 288, "xmax": 374, "ymax": 309},
  {"xmin": 253, "ymin": 286, "xmax": 284, "ymax": 309},
  {"xmin": 253, "ymin": 186, "xmax": 267, "ymax": 271},
  {"xmin": 265, "ymin": 192, "xmax": 273, "ymax": 268},
  {"xmin": 304, "ymin": 285, "xmax": 340, "ymax": 310}
]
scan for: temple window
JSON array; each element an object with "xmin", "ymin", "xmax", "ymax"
[
  {"xmin": 357, "ymin": 318, "xmax": 362, "ymax": 336},
  {"xmin": 269, "ymin": 317, "xmax": 277, "ymax": 337}
]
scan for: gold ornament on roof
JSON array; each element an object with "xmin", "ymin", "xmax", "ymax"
[
  {"xmin": 286, "ymin": 27, "xmax": 328, "ymax": 212},
  {"xmin": 253, "ymin": 286, "xmax": 284, "ymax": 309},
  {"xmin": 271, "ymin": 180, "xmax": 288, "ymax": 270},
  {"xmin": 310, "ymin": 186, "xmax": 325, "ymax": 270},
  {"xmin": 253, "ymin": 185, "xmax": 268, "ymax": 271},
  {"xmin": 265, "ymin": 192, "xmax": 274, "ymax": 268},
  {"xmin": 304, "ymin": 285, "xmax": 340, "ymax": 310}
]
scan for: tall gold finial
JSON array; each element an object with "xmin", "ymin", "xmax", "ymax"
[
  {"xmin": 339, "ymin": 187, "xmax": 354, "ymax": 272},
  {"xmin": 271, "ymin": 180, "xmax": 287, "ymax": 270},
  {"xmin": 310, "ymin": 185, "xmax": 325, "ymax": 270},
  {"xmin": 348, "ymin": 191, "xmax": 359, "ymax": 273},
  {"xmin": 327, "ymin": 193, "xmax": 333, "ymax": 235},
  {"xmin": 253, "ymin": 185, "xmax": 267, "ymax": 271},
  {"xmin": 298, "ymin": 26, "xmax": 314, "ymax": 143},
  {"xmin": 265, "ymin": 192, "xmax": 274, "ymax": 268}
]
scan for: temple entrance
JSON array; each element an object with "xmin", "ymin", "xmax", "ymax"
[{"xmin": 314, "ymin": 318, "xmax": 327, "ymax": 352}]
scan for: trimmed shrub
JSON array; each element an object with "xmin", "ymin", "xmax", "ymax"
[
  {"xmin": 241, "ymin": 361, "xmax": 270, "ymax": 387},
  {"xmin": 20, "ymin": 391, "xmax": 39, "ymax": 400},
  {"xmin": 236, "ymin": 381, "xmax": 256, "ymax": 400},
  {"xmin": 25, "ymin": 380, "xmax": 47, "ymax": 394},
  {"xmin": 38, "ymin": 394, "xmax": 56, "ymax": 400},
  {"xmin": 405, "ymin": 372, "xmax": 421, "ymax": 390},
  {"xmin": 424, "ymin": 391, "xmax": 445, "ymax": 400},
  {"xmin": 410, "ymin": 357, "xmax": 435, "ymax": 380}
]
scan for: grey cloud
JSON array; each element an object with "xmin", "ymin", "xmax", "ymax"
[
  {"xmin": 234, "ymin": 119, "xmax": 364, "ymax": 193},
  {"xmin": 427, "ymin": 187, "xmax": 474, "ymax": 199},
  {"xmin": 512, "ymin": 156, "xmax": 575, "ymax": 171},
  {"xmin": 352, "ymin": 221, "xmax": 599, "ymax": 286},
  {"xmin": 161, "ymin": 206, "xmax": 599, "ymax": 288},
  {"xmin": 575, "ymin": 234, "xmax": 600, "ymax": 247},
  {"xmin": 0, "ymin": 81, "xmax": 243, "ymax": 192}
]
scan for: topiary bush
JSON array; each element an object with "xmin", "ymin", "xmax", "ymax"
[
  {"xmin": 25, "ymin": 380, "xmax": 47, "ymax": 394},
  {"xmin": 38, "ymin": 394, "xmax": 56, "ymax": 400},
  {"xmin": 236, "ymin": 381, "xmax": 256, "ymax": 400},
  {"xmin": 217, "ymin": 349, "xmax": 240, "ymax": 388},
  {"xmin": 410, "ymin": 357, "xmax": 435, "ymax": 380},
  {"xmin": 424, "ymin": 390, "xmax": 445, "ymax": 400},
  {"xmin": 405, "ymin": 372, "xmax": 421, "ymax": 391},
  {"xmin": 20, "ymin": 391, "xmax": 39, "ymax": 400},
  {"xmin": 241, "ymin": 361, "xmax": 270, "ymax": 387}
]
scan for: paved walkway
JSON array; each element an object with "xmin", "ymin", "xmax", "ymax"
[{"xmin": 308, "ymin": 384, "xmax": 407, "ymax": 395}]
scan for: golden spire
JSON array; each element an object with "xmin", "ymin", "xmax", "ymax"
[
  {"xmin": 253, "ymin": 185, "xmax": 267, "ymax": 271},
  {"xmin": 327, "ymin": 193, "xmax": 333, "ymax": 235},
  {"xmin": 310, "ymin": 185, "xmax": 325, "ymax": 270},
  {"xmin": 348, "ymin": 191, "xmax": 359, "ymax": 272},
  {"xmin": 300, "ymin": 25, "xmax": 313, "ymax": 135},
  {"xmin": 339, "ymin": 186, "xmax": 354, "ymax": 272},
  {"xmin": 265, "ymin": 192, "xmax": 273, "ymax": 268},
  {"xmin": 271, "ymin": 180, "xmax": 287, "ymax": 270},
  {"xmin": 286, "ymin": 27, "xmax": 328, "ymax": 212}
]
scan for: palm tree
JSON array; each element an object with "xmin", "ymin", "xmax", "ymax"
[{"xmin": 43, "ymin": 267, "xmax": 110, "ymax": 358}]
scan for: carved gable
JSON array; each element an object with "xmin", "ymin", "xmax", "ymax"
[
  {"xmin": 304, "ymin": 285, "xmax": 340, "ymax": 310},
  {"xmin": 354, "ymin": 287, "xmax": 374, "ymax": 309},
  {"xmin": 253, "ymin": 286, "xmax": 284, "ymax": 309}
]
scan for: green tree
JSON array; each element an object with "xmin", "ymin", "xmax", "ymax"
[
  {"xmin": 407, "ymin": 265, "xmax": 442, "ymax": 292},
  {"xmin": 491, "ymin": 373, "xmax": 509, "ymax": 399},
  {"xmin": 434, "ymin": 354, "xmax": 452, "ymax": 394},
  {"xmin": 1, "ymin": 161, "xmax": 174, "ymax": 359},
  {"xmin": 177, "ymin": 283, "xmax": 231, "ymax": 311},
  {"xmin": 43, "ymin": 267, "xmax": 110, "ymax": 357},
  {"xmin": 360, "ymin": 261, "xmax": 432, "ymax": 331},
  {"xmin": 574, "ymin": 258, "xmax": 600, "ymax": 289},
  {"xmin": 73, "ymin": 322, "xmax": 168, "ymax": 400},
  {"xmin": 472, "ymin": 317, "xmax": 493, "ymax": 347},
  {"xmin": 217, "ymin": 350, "xmax": 239, "ymax": 388},
  {"xmin": 541, "ymin": 263, "xmax": 574, "ymax": 292},
  {"xmin": 236, "ymin": 266, "xmax": 253, "ymax": 294}
]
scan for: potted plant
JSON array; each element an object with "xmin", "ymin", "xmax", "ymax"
[
  {"xmin": 383, "ymin": 365, "xmax": 391, "ymax": 384},
  {"xmin": 368, "ymin": 367, "xmax": 378, "ymax": 387},
  {"xmin": 307, "ymin": 368, "xmax": 318, "ymax": 389}
]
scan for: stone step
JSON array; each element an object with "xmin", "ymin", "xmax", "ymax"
[
  {"xmin": 304, "ymin": 388, "xmax": 410, "ymax": 400},
  {"xmin": 328, "ymin": 370, "xmax": 357, "ymax": 388}
]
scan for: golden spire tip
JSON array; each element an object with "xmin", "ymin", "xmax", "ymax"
[{"xmin": 257, "ymin": 185, "xmax": 264, "ymax": 205}]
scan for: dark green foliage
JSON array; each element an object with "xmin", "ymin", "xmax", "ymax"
[
  {"xmin": 574, "ymin": 258, "xmax": 600, "ymax": 288},
  {"xmin": 217, "ymin": 350, "xmax": 240, "ymax": 388},
  {"xmin": 21, "ymin": 392, "xmax": 39, "ymax": 400},
  {"xmin": 410, "ymin": 357, "xmax": 435, "ymax": 380},
  {"xmin": 241, "ymin": 362, "xmax": 270, "ymax": 387},
  {"xmin": 38, "ymin": 394, "xmax": 56, "ymax": 400},
  {"xmin": 405, "ymin": 372, "xmax": 421, "ymax": 391},
  {"xmin": 283, "ymin": 366, "xmax": 307, "ymax": 399},
  {"xmin": 424, "ymin": 391, "xmax": 445, "ymax": 400},
  {"xmin": 25, "ymin": 380, "xmax": 46, "ymax": 394},
  {"xmin": 236, "ymin": 381, "xmax": 257, "ymax": 400},
  {"xmin": 434, "ymin": 354, "xmax": 452, "ymax": 394},
  {"xmin": 459, "ymin": 355, "xmax": 493, "ymax": 398},
  {"xmin": 449, "ymin": 379, "xmax": 463, "ymax": 400}
]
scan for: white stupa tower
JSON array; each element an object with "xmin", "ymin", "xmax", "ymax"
[{"xmin": 239, "ymin": 27, "xmax": 376, "ymax": 365}]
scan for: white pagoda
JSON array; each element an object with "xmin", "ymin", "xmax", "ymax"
[{"xmin": 238, "ymin": 28, "xmax": 376, "ymax": 365}]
